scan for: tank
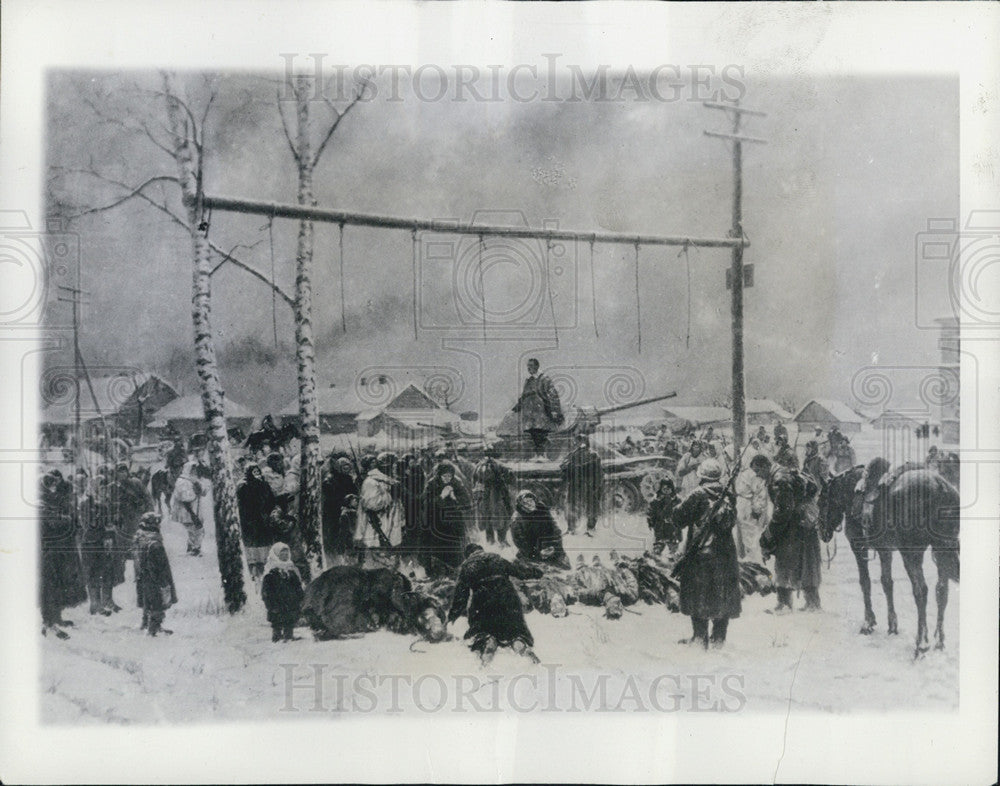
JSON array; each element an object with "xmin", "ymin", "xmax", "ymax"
[
  {"xmin": 494, "ymin": 392, "xmax": 679, "ymax": 460},
  {"xmin": 460, "ymin": 391, "xmax": 680, "ymax": 514}
]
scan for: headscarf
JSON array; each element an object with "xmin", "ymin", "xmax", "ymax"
[
  {"xmin": 514, "ymin": 489, "xmax": 538, "ymax": 514},
  {"xmin": 264, "ymin": 541, "xmax": 301, "ymax": 580},
  {"xmin": 656, "ymin": 477, "xmax": 676, "ymax": 496},
  {"xmin": 135, "ymin": 512, "xmax": 164, "ymax": 549},
  {"xmin": 435, "ymin": 461, "xmax": 457, "ymax": 478},
  {"xmin": 365, "ymin": 468, "xmax": 396, "ymax": 485}
]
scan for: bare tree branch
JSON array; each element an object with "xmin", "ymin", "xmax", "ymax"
[
  {"xmin": 53, "ymin": 166, "xmax": 295, "ymax": 308},
  {"xmin": 209, "ymin": 246, "xmax": 295, "ymax": 307},
  {"xmin": 276, "ymin": 89, "xmax": 300, "ymax": 164},
  {"xmin": 62, "ymin": 175, "xmax": 180, "ymax": 218},
  {"xmin": 81, "ymin": 95, "xmax": 175, "ymax": 158},
  {"xmin": 210, "ymin": 240, "xmax": 264, "ymax": 274},
  {"xmin": 313, "ymin": 79, "xmax": 371, "ymax": 166}
]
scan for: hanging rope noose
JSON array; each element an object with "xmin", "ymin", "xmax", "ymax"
[
  {"xmin": 478, "ymin": 234, "xmax": 487, "ymax": 342},
  {"xmin": 679, "ymin": 242, "xmax": 692, "ymax": 349},
  {"xmin": 411, "ymin": 228, "xmax": 419, "ymax": 340},
  {"xmin": 545, "ymin": 238, "xmax": 559, "ymax": 348},
  {"xmin": 338, "ymin": 222, "xmax": 346, "ymax": 333},
  {"xmin": 589, "ymin": 236, "xmax": 599, "ymax": 339},
  {"xmin": 267, "ymin": 215, "xmax": 278, "ymax": 348},
  {"xmin": 633, "ymin": 241, "xmax": 642, "ymax": 355}
]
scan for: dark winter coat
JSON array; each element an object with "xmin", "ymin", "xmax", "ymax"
[
  {"xmin": 39, "ymin": 480, "xmax": 88, "ymax": 618},
  {"xmin": 448, "ymin": 550, "xmax": 542, "ymax": 652},
  {"xmin": 262, "ymin": 568, "xmax": 304, "ymax": 626},
  {"xmin": 419, "ymin": 467, "xmax": 472, "ymax": 573},
  {"xmin": 399, "ymin": 462, "xmax": 426, "ymax": 548},
  {"xmin": 773, "ymin": 444, "xmax": 799, "ymax": 471},
  {"xmin": 510, "ymin": 501, "xmax": 570, "ymax": 569},
  {"xmin": 321, "ymin": 467, "xmax": 358, "ymax": 554},
  {"xmin": 762, "ymin": 467, "xmax": 822, "ymax": 590},
  {"xmin": 673, "ymin": 480, "xmax": 742, "ymax": 620},
  {"xmin": 512, "ymin": 373, "xmax": 564, "ymax": 432},
  {"xmin": 108, "ymin": 476, "xmax": 154, "ymax": 543},
  {"xmin": 77, "ymin": 493, "xmax": 123, "ymax": 588},
  {"xmin": 647, "ymin": 488, "xmax": 680, "ymax": 548},
  {"xmin": 133, "ymin": 528, "xmax": 177, "ymax": 613},
  {"xmin": 471, "ymin": 457, "xmax": 513, "ymax": 534},
  {"xmin": 237, "ymin": 469, "xmax": 278, "ymax": 548},
  {"xmin": 560, "ymin": 445, "xmax": 603, "ymax": 513}
]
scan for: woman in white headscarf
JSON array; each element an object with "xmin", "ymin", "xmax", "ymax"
[{"xmin": 261, "ymin": 542, "xmax": 304, "ymax": 642}]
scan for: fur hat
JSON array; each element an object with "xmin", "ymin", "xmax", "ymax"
[
  {"xmin": 697, "ymin": 458, "xmax": 723, "ymax": 481},
  {"xmin": 139, "ymin": 511, "xmax": 162, "ymax": 530}
]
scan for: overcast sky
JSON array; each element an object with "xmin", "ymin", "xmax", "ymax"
[{"xmin": 45, "ymin": 69, "xmax": 958, "ymax": 419}]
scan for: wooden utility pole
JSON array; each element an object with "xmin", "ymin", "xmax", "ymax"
[{"xmin": 704, "ymin": 101, "xmax": 767, "ymax": 451}]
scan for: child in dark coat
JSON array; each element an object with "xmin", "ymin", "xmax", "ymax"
[
  {"xmin": 261, "ymin": 542, "xmax": 305, "ymax": 642},
  {"xmin": 133, "ymin": 512, "xmax": 177, "ymax": 636}
]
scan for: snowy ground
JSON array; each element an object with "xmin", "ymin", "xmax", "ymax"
[{"xmin": 41, "ymin": 472, "xmax": 959, "ymax": 723}]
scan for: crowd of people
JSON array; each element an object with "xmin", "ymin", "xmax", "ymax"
[
  {"xmin": 38, "ymin": 411, "xmax": 950, "ymax": 664},
  {"xmin": 38, "ymin": 462, "xmax": 174, "ymax": 638}
]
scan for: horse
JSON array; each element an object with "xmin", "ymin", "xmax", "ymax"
[
  {"xmin": 818, "ymin": 465, "xmax": 897, "ymax": 635},
  {"xmin": 820, "ymin": 461, "xmax": 960, "ymax": 657}
]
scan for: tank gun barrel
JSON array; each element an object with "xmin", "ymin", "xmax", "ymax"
[{"xmin": 594, "ymin": 391, "xmax": 677, "ymax": 417}]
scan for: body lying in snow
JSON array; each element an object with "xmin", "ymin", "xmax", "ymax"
[{"xmin": 302, "ymin": 565, "xmax": 447, "ymax": 642}]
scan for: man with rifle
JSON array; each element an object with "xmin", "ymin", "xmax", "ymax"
[{"xmin": 671, "ymin": 456, "xmax": 743, "ymax": 649}]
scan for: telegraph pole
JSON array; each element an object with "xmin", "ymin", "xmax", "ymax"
[
  {"xmin": 57, "ymin": 284, "xmax": 106, "ymax": 473},
  {"xmin": 704, "ymin": 100, "xmax": 767, "ymax": 451}
]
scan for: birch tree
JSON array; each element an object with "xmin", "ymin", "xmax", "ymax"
[
  {"xmin": 161, "ymin": 73, "xmax": 247, "ymax": 612},
  {"xmin": 278, "ymin": 75, "xmax": 368, "ymax": 566}
]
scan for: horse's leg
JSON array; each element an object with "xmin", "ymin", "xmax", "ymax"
[
  {"xmin": 878, "ymin": 549, "xmax": 898, "ymax": 635},
  {"xmin": 931, "ymin": 546, "xmax": 956, "ymax": 650},
  {"xmin": 933, "ymin": 567, "xmax": 949, "ymax": 650},
  {"xmin": 900, "ymin": 548, "xmax": 930, "ymax": 658},
  {"xmin": 852, "ymin": 541, "xmax": 876, "ymax": 634}
]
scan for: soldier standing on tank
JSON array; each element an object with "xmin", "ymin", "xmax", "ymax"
[
  {"xmin": 511, "ymin": 358, "xmax": 564, "ymax": 460},
  {"xmin": 561, "ymin": 433, "xmax": 603, "ymax": 537}
]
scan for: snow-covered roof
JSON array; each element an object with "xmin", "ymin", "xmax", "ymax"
[
  {"xmin": 793, "ymin": 398, "xmax": 863, "ymax": 425},
  {"xmin": 40, "ymin": 372, "xmax": 176, "ymax": 423},
  {"xmin": 386, "ymin": 383, "xmax": 442, "ymax": 411},
  {"xmin": 660, "ymin": 405, "xmax": 732, "ymax": 425},
  {"xmin": 745, "ymin": 398, "xmax": 793, "ymax": 420},
  {"xmin": 152, "ymin": 394, "xmax": 256, "ymax": 421}
]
